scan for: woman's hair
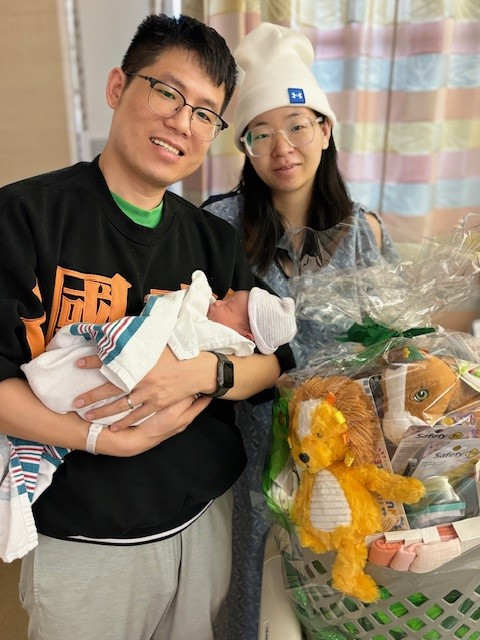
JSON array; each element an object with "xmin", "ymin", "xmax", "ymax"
[{"xmin": 239, "ymin": 130, "xmax": 352, "ymax": 275}]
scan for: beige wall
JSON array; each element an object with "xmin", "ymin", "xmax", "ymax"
[
  {"xmin": 0, "ymin": 0, "xmax": 71, "ymax": 186},
  {"xmin": 0, "ymin": 6, "xmax": 71, "ymax": 635}
]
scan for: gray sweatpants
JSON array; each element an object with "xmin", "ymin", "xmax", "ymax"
[{"xmin": 19, "ymin": 490, "xmax": 232, "ymax": 640}]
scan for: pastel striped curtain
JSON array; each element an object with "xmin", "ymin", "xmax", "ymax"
[{"xmin": 175, "ymin": 1, "xmax": 480, "ymax": 238}]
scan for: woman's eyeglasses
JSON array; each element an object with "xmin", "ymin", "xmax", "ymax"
[{"xmin": 241, "ymin": 116, "xmax": 324, "ymax": 157}]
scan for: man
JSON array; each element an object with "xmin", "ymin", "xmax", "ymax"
[{"xmin": 0, "ymin": 14, "xmax": 294, "ymax": 640}]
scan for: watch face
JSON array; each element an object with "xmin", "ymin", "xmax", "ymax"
[
  {"xmin": 208, "ymin": 352, "xmax": 234, "ymax": 397},
  {"xmin": 222, "ymin": 361, "xmax": 234, "ymax": 388}
]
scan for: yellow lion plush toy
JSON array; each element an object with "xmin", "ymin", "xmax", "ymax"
[{"xmin": 288, "ymin": 376, "xmax": 425, "ymax": 603}]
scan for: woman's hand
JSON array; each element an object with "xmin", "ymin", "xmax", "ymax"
[
  {"xmin": 74, "ymin": 347, "xmax": 217, "ymax": 428},
  {"xmin": 97, "ymin": 394, "xmax": 212, "ymax": 457}
]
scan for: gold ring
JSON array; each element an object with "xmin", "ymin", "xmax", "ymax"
[{"xmin": 126, "ymin": 394, "xmax": 134, "ymax": 410}]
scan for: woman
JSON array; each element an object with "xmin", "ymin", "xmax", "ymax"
[{"xmin": 203, "ymin": 22, "xmax": 397, "ymax": 640}]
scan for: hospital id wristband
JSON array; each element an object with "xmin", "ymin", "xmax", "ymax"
[{"xmin": 86, "ymin": 423, "xmax": 103, "ymax": 455}]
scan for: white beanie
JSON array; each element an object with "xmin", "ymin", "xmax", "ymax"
[
  {"xmin": 233, "ymin": 22, "xmax": 337, "ymax": 151},
  {"xmin": 248, "ymin": 288, "xmax": 297, "ymax": 355}
]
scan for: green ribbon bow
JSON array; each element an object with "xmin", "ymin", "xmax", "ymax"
[
  {"xmin": 336, "ymin": 315, "xmax": 436, "ymax": 346},
  {"xmin": 333, "ymin": 316, "xmax": 436, "ymax": 368}
]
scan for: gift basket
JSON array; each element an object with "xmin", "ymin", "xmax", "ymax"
[{"xmin": 262, "ymin": 215, "xmax": 480, "ymax": 639}]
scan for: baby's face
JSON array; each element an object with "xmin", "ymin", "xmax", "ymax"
[{"xmin": 207, "ymin": 290, "xmax": 250, "ymax": 334}]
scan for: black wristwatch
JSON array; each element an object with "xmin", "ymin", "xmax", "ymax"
[{"xmin": 206, "ymin": 352, "xmax": 234, "ymax": 398}]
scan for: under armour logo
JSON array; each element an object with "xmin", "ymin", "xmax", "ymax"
[{"xmin": 288, "ymin": 88, "xmax": 305, "ymax": 104}]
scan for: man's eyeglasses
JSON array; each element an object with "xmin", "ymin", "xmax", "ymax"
[
  {"xmin": 240, "ymin": 115, "xmax": 325, "ymax": 157},
  {"xmin": 126, "ymin": 73, "xmax": 228, "ymax": 142}
]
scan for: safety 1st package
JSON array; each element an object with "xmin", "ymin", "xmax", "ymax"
[{"xmin": 262, "ymin": 215, "xmax": 480, "ymax": 639}]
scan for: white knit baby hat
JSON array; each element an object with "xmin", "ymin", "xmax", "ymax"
[
  {"xmin": 233, "ymin": 22, "xmax": 337, "ymax": 151},
  {"xmin": 248, "ymin": 288, "xmax": 297, "ymax": 355}
]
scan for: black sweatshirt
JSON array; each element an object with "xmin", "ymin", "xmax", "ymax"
[{"xmin": 0, "ymin": 158, "xmax": 294, "ymax": 542}]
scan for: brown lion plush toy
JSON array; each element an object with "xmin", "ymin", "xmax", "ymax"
[
  {"xmin": 288, "ymin": 376, "xmax": 425, "ymax": 602},
  {"xmin": 381, "ymin": 348, "xmax": 479, "ymax": 445}
]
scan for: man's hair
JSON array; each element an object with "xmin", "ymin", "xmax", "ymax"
[{"xmin": 121, "ymin": 14, "xmax": 237, "ymax": 113}]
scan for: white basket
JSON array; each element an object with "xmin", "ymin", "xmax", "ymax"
[{"xmin": 275, "ymin": 524, "xmax": 480, "ymax": 640}]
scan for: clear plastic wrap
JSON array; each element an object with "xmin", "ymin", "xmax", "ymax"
[
  {"xmin": 287, "ymin": 213, "xmax": 480, "ymax": 372},
  {"xmin": 262, "ymin": 214, "xmax": 480, "ymax": 638},
  {"xmin": 291, "ymin": 213, "xmax": 480, "ymax": 326}
]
